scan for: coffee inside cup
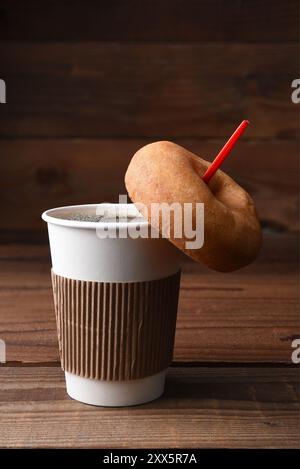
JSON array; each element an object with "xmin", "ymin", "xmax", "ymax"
[
  {"xmin": 53, "ymin": 204, "xmax": 147, "ymax": 224},
  {"xmin": 64, "ymin": 213, "xmax": 143, "ymax": 223}
]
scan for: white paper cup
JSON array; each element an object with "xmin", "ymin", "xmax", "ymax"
[{"xmin": 42, "ymin": 203, "xmax": 181, "ymax": 406}]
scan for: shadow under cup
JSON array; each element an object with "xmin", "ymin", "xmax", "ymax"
[{"xmin": 42, "ymin": 204, "xmax": 182, "ymax": 406}]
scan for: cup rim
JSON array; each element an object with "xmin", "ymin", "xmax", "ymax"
[{"xmin": 41, "ymin": 203, "xmax": 149, "ymax": 230}]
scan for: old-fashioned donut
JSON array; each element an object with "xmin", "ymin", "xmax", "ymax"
[{"xmin": 125, "ymin": 141, "xmax": 262, "ymax": 272}]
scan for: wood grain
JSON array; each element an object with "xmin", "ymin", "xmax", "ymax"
[
  {"xmin": 0, "ymin": 1, "xmax": 298, "ymax": 450},
  {"xmin": 0, "ymin": 0, "xmax": 297, "ymax": 43},
  {"xmin": 0, "ymin": 366, "xmax": 298, "ymax": 448},
  {"xmin": 0, "ymin": 139, "xmax": 298, "ymax": 233},
  {"xmin": 0, "ymin": 235, "xmax": 298, "ymax": 365},
  {"xmin": 0, "ymin": 43, "xmax": 297, "ymax": 138}
]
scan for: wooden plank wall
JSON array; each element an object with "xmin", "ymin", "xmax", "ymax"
[{"xmin": 0, "ymin": 0, "xmax": 298, "ymax": 240}]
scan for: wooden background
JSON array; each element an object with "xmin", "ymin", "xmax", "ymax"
[
  {"xmin": 0, "ymin": 0, "xmax": 299, "ymax": 363},
  {"xmin": 0, "ymin": 0, "xmax": 298, "ymax": 239}
]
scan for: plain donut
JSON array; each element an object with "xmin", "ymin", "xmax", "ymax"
[{"xmin": 125, "ymin": 141, "xmax": 262, "ymax": 272}]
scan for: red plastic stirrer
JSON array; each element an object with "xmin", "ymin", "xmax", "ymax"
[{"xmin": 202, "ymin": 120, "xmax": 249, "ymax": 183}]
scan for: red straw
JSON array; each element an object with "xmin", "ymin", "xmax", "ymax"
[{"xmin": 202, "ymin": 120, "xmax": 249, "ymax": 183}]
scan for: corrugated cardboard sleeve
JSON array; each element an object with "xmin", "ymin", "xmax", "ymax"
[{"xmin": 51, "ymin": 270, "xmax": 181, "ymax": 381}]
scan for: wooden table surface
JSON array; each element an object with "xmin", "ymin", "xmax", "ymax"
[
  {"xmin": 0, "ymin": 233, "xmax": 299, "ymax": 448},
  {"xmin": 0, "ymin": 0, "xmax": 298, "ymax": 450}
]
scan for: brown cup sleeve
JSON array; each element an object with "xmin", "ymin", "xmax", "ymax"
[{"xmin": 51, "ymin": 270, "xmax": 181, "ymax": 381}]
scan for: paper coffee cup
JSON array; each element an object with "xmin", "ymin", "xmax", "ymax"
[{"xmin": 42, "ymin": 204, "xmax": 181, "ymax": 406}]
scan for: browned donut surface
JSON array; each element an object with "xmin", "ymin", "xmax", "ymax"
[{"xmin": 125, "ymin": 141, "xmax": 262, "ymax": 272}]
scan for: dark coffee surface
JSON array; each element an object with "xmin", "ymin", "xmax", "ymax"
[{"xmin": 61, "ymin": 213, "xmax": 145, "ymax": 223}]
